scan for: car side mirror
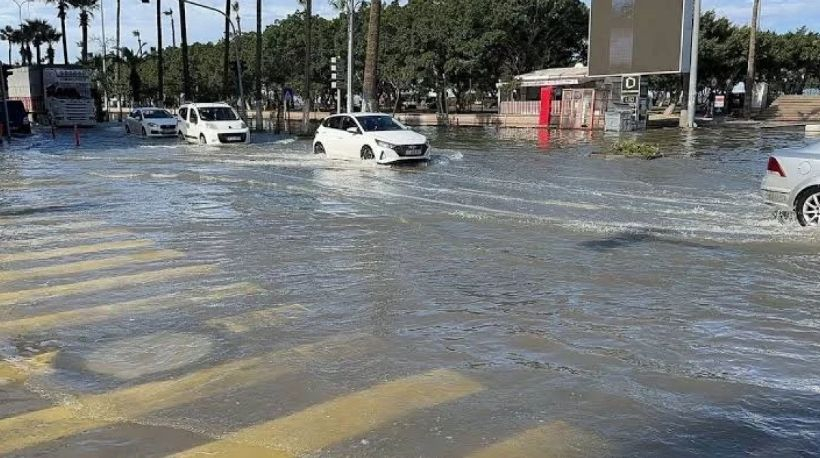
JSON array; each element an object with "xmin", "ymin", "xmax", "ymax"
[{"xmin": 346, "ymin": 127, "xmax": 359, "ymax": 134}]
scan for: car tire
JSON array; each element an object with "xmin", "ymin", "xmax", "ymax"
[
  {"xmin": 199, "ymin": 134, "xmax": 207, "ymax": 145},
  {"xmin": 796, "ymin": 187, "xmax": 820, "ymax": 227},
  {"xmin": 361, "ymin": 145, "xmax": 375, "ymax": 161},
  {"xmin": 314, "ymin": 142, "xmax": 325, "ymax": 155}
]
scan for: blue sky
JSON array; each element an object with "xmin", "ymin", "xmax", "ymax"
[{"xmin": 1, "ymin": 0, "xmax": 817, "ymax": 64}]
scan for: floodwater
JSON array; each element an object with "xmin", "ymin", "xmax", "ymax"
[{"xmin": 0, "ymin": 124, "xmax": 819, "ymax": 457}]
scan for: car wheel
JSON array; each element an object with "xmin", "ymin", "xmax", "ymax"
[
  {"xmin": 199, "ymin": 134, "xmax": 207, "ymax": 145},
  {"xmin": 361, "ymin": 145, "xmax": 375, "ymax": 160},
  {"xmin": 796, "ymin": 187, "xmax": 820, "ymax": 226},
  {"xmin": 178, "ymin": 131, "xmax": 185, "ymax": 141},
  {"xmin": 314, "ymin": 142, "xmax": 325, "ymax": 155}
]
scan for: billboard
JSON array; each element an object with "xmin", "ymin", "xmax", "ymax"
[{"xmin": 588, "ymin": 0, "xmax": 694, "ymax": 77}]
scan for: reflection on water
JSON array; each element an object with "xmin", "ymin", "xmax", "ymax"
[{"xmin": 0, "ymin": 124, "xmax": 819, "ymax": 456}]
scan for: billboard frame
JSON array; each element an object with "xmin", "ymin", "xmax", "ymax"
[{"xmin": 587, "ymin": 0, "xmax": 695, "ymax": 77}]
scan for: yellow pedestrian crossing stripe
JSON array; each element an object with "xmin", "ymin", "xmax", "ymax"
[
  {"xmin": 0, "ymin": 229, "xmax": 133, "ymax": 250},
  {"xmin": 0, "ymin": 282, "xmax": 262, "ymax": 335},
  {"xmin": 0, "ymin": 249, "xmax": 184, "ymax": 283},
  {"xmin": 171, "ymin": 369, "xmax": 484, "ymax": 457},
  {"xmin": 0, "ymin": 239, "xmax": 154, "ymax": 263},
  {"xmin": 0, "ymin": 336, "xmax": 372, "ymax": 455},
  {"xmin": 206, "ymin": 304, "xmax": 311, "ymax": 333},
  {"xmin": 0, "ymin": 265, "xmax": 216, "ymax": 306},
  {"xmin": 466, "ymin": 422, "xmax": 608, "ymax": 458}
]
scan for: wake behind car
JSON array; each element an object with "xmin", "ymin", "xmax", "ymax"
[
  {"xmin": 313, "ymin": 113, "xmax": 430, "ymax": 165},
  {"xmin": 125, "ymin": 107, "xmax": 178, "ymax": 137},
  {"xmin": 762, "ymin": 142, "xmax": 820, "ymax": 226},
  {"xmin": 177, "ymin": 102, "xmax": 250, "ymax": 145}
]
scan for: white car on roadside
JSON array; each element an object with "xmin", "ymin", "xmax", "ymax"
[
  {"xmin": 177, "ymin": 102, "xmax": 250, "ymax": 145},
  {"xmin": 313, "ymin": 113, "xmax": 430, "ymax": 164},
  {"xmin": 125, "ymin": 107, "xmax": 178, "ymax": 137},
  {"xmin": 762, "ymin": 142, "xmax": 820, "ymax": 226}
]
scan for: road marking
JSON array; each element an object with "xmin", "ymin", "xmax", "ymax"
[
  {"xmin": 0, "ymin": 282, "xmax": 263, "ymax": 335},
  {"xmin": 206, "ymin": 304, "xmax": 311, "ymax": 333},
  {"xmin": 0, "ymin": 265, "xmax": 216, "ymax": 306},
  {"xmin": 0, "ymin": 336, "xmax": 372, "ymax": 455},
  {"xmin": 0, "ymin": 352, "xmax": 57, "ymax": 385},
  {"xmin": 171, "ymin": 369, "xmax": 484, "ymax": 457},
  {"xmin": 0, "ymin": 249, "xmax": 184, "ymax": 283},
  {"xmin": 466, "ymin": 422, "xmax": 608, "ymax": 458},
  {"xmin": 0, "ymin": 220, "xmax": 108, "ymax": 236},
  {"xmin": 0, "ymin": 229, "xmax": 134, "ymax": 250},
  {"xmin": 0, "ymin": 239, "xmax": 155, "ymax": 263}
]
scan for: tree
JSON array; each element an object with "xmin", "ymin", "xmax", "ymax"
[
  {"xmin": 362, "ymin": 0, "xmax": 381, "ymax": 111},
  {"xmin": 43, "ymin": 27, "xmax": 62, "ymax": 64},
  {"xmin": 68, "ymin": 0, "xmax": 100, "ymax": 64},
  {"xmin": 745, "ymin": 0, "xmax": 761, "ymax": 118},
  {"xmin": 116, "ymin": 47, "xmax": 143, "ymax": 103},
  {"xmin": 44, "ymin": 0, "xmax": 70, "ymax": 64},
  {"xmin": 299, "ymin": 0, "xmax": 313, "ymax": 131},
  {"xmin": 255, "ymin": 0, "xmax": 262, "ymax": 128},
  {"xmin": 18, "ymin": 23, "xmax": 34, "ymax": 65},
  {"xmin": 0, "ymin": 26, "xmax": 15, "ymax": 63},
  {"xmin": 178, "ymin": 0, "xmax": 191, "ymax": 99},
  {"xmin": 116, "ymin": 0, "xmax": 122, "ymax": 120},
  {"xmin": 25, "ymin": 19, "xmax": 53, "ymax": 65}
]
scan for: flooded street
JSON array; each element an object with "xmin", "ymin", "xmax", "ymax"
[{"xmin": 1, "ymin": 124, "xmax": 819, "ymax": 457}]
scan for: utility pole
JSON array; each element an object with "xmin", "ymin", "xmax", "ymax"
[
  {"xmin": 346, "ymin": 0, "xmax": 354, "ymax": 113},
  {"xmin": 178, "ymin": 0, "xmax": 191, "ymax": 101},
  {"xmin": 744, "ymin": 0, "xmax": 761, "ymax": 119},
  {"xmin": 685, "ymin": 0, "xmax": 701, "ymax": 129},
  {"xmin": 235, "ymin": 4, "xmax": 244, "ymax": 116}
]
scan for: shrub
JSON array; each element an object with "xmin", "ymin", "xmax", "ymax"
[{"xmin": 612, "ymin": 140, "xmax": 662, "ymax": 159}]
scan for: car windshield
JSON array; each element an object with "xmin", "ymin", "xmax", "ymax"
[
  {"xmin": 198, "ymin": 107, "xmax": 239, "ymax": 121},
  {"xmin": 357, "ymin": 115, "xmax": 404, "ymax": 132},
  {"xmin": 142, "ymin": 109, "xmax": 174, "ymax": 119}
]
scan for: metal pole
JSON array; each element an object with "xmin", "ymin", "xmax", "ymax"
[
  {"xmin": 744, "ymin": 0, "xmax": 761, "ymax": 119},
  {"xmin": 1, "ymin": 60, "xmax": 12, "ymax": 143},
  {"xmin": 686, "ymin": 0, "xmax": 701, "ymax": 129}
]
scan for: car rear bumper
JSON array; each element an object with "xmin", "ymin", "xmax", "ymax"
[{"xmin": 761, "ymin": 175, "xmax": 793, "ymax": 210}]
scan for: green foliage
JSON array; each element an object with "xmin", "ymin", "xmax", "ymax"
[{"xmin": 611, "ymin": 140, "xmax": 662, "ymax": 160}]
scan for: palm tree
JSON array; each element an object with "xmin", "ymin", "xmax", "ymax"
[
  {"xmin": 132, "ymin": 30, "xmax": 144, "ymax": 57},
  {"xmin": 116, "ymin": 0, "xmax": 122, "ymax": 120},
  {"xmin": 223, "ymin": 0, "xmax": 231, "ymax": 98},
  {"xmin": 18, "ymin": 23, "xmax": 34, "ymax": 65},
  {"xmin": 155, "ymin": 0, "xmax": 164, "ymax": 105},
  {"xmin": 44, "ymin": 0, "xmax": 70, "ymax": 64},
  {"xmin": 255, "ymin": 0, "xmax": 262, "ymax": 128},
  {"xmin": 178, "ymin": 0, "xmax": 191, "ymax": 99},
  {"xmin": 115, "ymin": 47, "xmax": 143, "ymax": 104},
  {"xmin": 25, "ymin": 19, "xmax": 52, "ymax": 65},
  {"xmin": 362, "ymin": 0, "xmax": 381, "ymax": 112},
  {"xmin": 43, "ymin": 27, "xmax": 62, "ymax": 64},
  {"xmin": 0, "ymin": 26, "xmax": 15, "ymax": 63},
  {"xmin": 298, "ymin": 0, "xmax": 313, "ymax": 131},
  {"xmin": 68, "ymin": 0, "xmax": 100, "ymax": 64}
]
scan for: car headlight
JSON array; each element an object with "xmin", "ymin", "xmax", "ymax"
[
  {"xmin": 240, "ymin": 121, "xmax": 247, "ymax": 129},
  {"xmin": 376, "ymin": 140, "xmax": 396, "ymax": 149},
  {"xmin": 147, "ymin": 122, "xmax": 157, "ymax": 127}
]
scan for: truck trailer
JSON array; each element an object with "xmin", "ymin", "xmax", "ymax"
[{"xmin": 7, "ymin": 65, "xmax": 96, "ymax": 127}]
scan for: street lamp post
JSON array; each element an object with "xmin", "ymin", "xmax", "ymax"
[
  {"xmin": 685, "ymin": 0, "xmax": 701, "ymax": 129},
  {"xmin": 11, "ymin": 0, "xmax": 32, "ymax": 25},
  {"xmin": 164, "ymin": 9, "xmax": 176, "ymax": 48}
]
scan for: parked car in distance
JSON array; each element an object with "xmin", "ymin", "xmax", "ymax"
[
  {"xmin": 125, "ymin": 107, "xmax": 178, "ymax": 137},
  {"xmin": 177, "ymin": 102, "xmax": 250, "ymax": 145},
  {"xmin": 313, "ymin": 113, "xmax": 430, "ymax": 165},
  {"xmin": 0, "ymin": 100, "xmax": 32, "ymax": 134},
  {"xmin": 762, "ymin": 142, "xmax": 820, "ymax": 226}
]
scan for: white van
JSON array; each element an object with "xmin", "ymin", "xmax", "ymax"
[{"xmin": 177, "ymin": 102, "xmax": 250, "ymax": 145}]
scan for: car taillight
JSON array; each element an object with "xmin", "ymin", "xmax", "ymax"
[{"xmin": 767, "ymin": 157, "xmax": 786, "ymax": 177}]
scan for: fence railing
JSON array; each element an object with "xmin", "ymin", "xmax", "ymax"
[{"xmin": 499, "ymin": 101, "xmax": 541, "ymax": 115}]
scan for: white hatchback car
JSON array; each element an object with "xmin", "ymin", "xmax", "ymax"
[
  {"xmin": 125, "ymin": 107, "xmax": 178, "ymax": 137},
  {"xmin": 761, "ymin": 142, "xmax": 820, "ymax": 226},
  {"xmin": 177, "ymin": 103, "xmax": 250, "ymax": 145},
  {"xmin": 313, "ymin": 113, "xmax": 430, "ymax": 164}
]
